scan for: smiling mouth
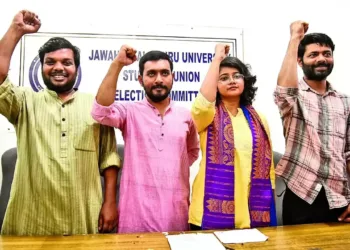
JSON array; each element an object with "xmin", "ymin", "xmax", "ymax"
[
  {"xmin": 50, "ymin": 73, "xmax": 68, "ymax": 82},
  {"xmin": 315, "ymin": 66, "xmax": 328, "ymax": 70},
  {"xmin": 52, "ymin": 75, "xmax": 66, "ymax": 81}
]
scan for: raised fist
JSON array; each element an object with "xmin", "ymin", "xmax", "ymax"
[
  {"xmin": 115, "ymin": 45, "xmax": 137, "ymax": 66},
  {"xmin": 290, "ymin": 20, "xmax": 309, "ymax": 40},
  {"xmin": 214, "ymin": 44, "xmax": 230, "ymax": 61},
  {"xmin": 11, "ymin": 10, "xmax": 41, "ymax": 36}
]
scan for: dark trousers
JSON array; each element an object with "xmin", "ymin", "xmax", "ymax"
[{"xmin": 283, "ymin": 187, "xmax": 347, "ymax": 225}]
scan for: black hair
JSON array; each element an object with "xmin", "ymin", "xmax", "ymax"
[
  {"xmin": 217, "ymin": 57, "xmax": 257, "ymax": 106},
  {"xmin": 139, "ymin": 51, "xmax": 173, "ymax": 75},
  {"xmin": 38, "ymin": 37, "xmax": 80, "ymax": 67},
  {"xmin": 298, "ymin": 33, "xmax": 335, "ymax": 59}
]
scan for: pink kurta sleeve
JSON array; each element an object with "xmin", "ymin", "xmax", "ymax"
[{"xmin": 91, "ymin": 99, "xmax": 127, "ymax": 130}]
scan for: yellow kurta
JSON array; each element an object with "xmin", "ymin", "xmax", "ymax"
[
  {"xmin": 189, "ymin": 93, "xmax": 275, "ymax": 228},
  {"xmin": 0, "ymin": 77, "xmax": 120, "ymax": 236}
]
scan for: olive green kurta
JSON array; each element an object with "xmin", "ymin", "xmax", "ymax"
[{"xmin": 0, "ymin": 77, "xmax": 120, "ymax": 236}]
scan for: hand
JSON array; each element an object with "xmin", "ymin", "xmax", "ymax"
[
  {"xmin": 338, "ymin": 204, "xmax": 350, "ymax": 222},
  {"xmin": 290, "ymin": 20, "xmax": 308, "ymax": 40},
  {"xmin": 98, "ymin": 202, "xmax": 118, "ymax": 233},
  {"xmin": 11, "ymin": 10, "xmax": 41, "ymax": 36},
  {"xmin": 114, "ymin": 45, "xmax": 137, "ymax": 66},
  {"xmin": 214, "ymin": 44, "xmax": 230, "ymax": 61}
]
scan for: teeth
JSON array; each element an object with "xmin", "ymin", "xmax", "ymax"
[{"xmin": 52, "ymin": 76, "xmax": 65, "ymax": 80}]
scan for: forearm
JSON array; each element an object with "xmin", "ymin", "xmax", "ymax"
[
  {"xmin": 277, "ymin": 37, "xmax": 302, "ymax": 88},
  {"xmin": 96, "ymin": 61, "xmax": 124, "ymax": 106},
  {"xmin": 103, "ymin": 167, "xmax": 119, "ymax": 204},
  {"xmin": 0, "ymin": 26, "xmax": 23, "ymax": 83},
  {"xmin": 200, "ymin": 57, "xmax": 222, "ymax": 102}
]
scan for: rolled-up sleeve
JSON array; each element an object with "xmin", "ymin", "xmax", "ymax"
[
  {"xmin": 191, "ymin": 93, "xmax": 216, "ymax": 133},
  {"xmin": 98, "ymin": 123, "xmax": 121, "ymax": 173},
  {"xmin": 273, "ymin": 86, "xmax": 299, "ymax": 118},
  {"xmin": 0, "ymin": 77, "xmax": 25, "ymax": 124}
]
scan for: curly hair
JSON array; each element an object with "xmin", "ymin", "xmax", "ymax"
[{"xmin": 216, "ymin": 57, "xmax": 257, "ymax": 106}]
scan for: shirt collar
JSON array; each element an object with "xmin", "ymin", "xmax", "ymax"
[
  {"xmin": 142, "ymin": 96, "xmax": 174, "ymax": 111},
  {"xmin": 299, "ymin": 78, "xmax": 338, "ymax": 97},
  {"xmin": 44, "ymin": 88, "xmax": 79, "ymax": 102}
]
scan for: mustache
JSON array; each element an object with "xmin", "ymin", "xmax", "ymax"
[
  {"xmin": 313, "ymin": 62, "xmax": 330, "ymax": 68},
  {"xmin": 151, "ymin": 84, "xmax": 168, "ymax": 90},
  {"xmin": 50, "ymin": 71, "xmax": 68, "ymax": 76}
]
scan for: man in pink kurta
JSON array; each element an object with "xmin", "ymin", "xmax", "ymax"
[{"xmin": 91, "ymin": 45, "xmax": 199, "ymax": 233}]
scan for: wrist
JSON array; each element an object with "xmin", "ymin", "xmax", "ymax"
[
  {"xmin": 290, "ymin": 35, "xmax": 303, "ymax": 42},
  {"xmin": 111, "ymin": 61, "xmax": 124, "ymax": 71},
  {"xmin": 8, "ymin": 24, "xmax": 24, "ymax": 41},
  {"xmin": 212, "ymin": 56, "xmax": 224, "ymax": 63},
  {"xmin": 103, "ymin": 199, "xmax": 117, "ymax": 205}
]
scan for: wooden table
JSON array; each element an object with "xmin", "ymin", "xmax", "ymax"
[{"xmin": 0, "ymin": 223, "xmax": 349, "ymax": 249}]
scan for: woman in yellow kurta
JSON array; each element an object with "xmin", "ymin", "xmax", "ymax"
[{"xmin": 189, "ymin": 44, "xmax": 276, "ymax": 230}]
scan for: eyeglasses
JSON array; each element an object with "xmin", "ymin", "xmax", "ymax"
[{"xmin": 218, "ymin": 73, "xmax": 244, "ymax": 84}]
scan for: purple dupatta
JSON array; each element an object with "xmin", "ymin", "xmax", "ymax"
[{"xmin": 201, "ymin": 103, "xmax": 275, "ymax": 230}]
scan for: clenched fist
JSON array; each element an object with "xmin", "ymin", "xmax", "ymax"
[
  {"xmin": 114, "ymin": 45, "xmax": 137, "ymax": 66},
  {"xmin": 290, "ymin": 20, "xmax": 309, "ymax": 40},
  {"xmin": 11, "ymin": 10, "xmax": 41, "ymax": 36},
  {"xmin": 214, "ymin": 44, "xmax": 230, "ymax": 61}
]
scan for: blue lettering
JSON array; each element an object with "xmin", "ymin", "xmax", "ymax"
[
  {"xmin": 108, "ymin": 51, "xmax": 114, "ymax": 60},
  {"xmin": 166, "ymin": 52, "xmax": 180, "ymax": 63},
  {"xmin": 93, "ymin": 50, "xmax": 99, "ymax": 60},
  {"xmin": 101, "ymin": 50, "xmax": 108, "ymax": 60},
  {"xmin": 208, "ymin": 53, "xmax": 213, "ymax": 63},
  {"xmin": 137, "ymin": 51, "xmax": 146, "ymax": 60},
  {"xmin": 129, "ymin": 90, "xmax": 136, "ymax": 101},
  {"xmin": 174, "ymin": 71, "xmax": 200, "ymax": 82},
  {"xmin": 115, "ymin": 89, "xmax": 198, "ymax": 102},
  {"xmin": 122, "ymin": 70, "xmax": 139, "ymax": 81},
  {"xmin": 115, "ymin": 90, "xmax": 146, "ymax": 101},
  {"xmin": 182, "ymin": 52, "xmax": 214, "ymax": 63},
  {"xmin": 89, "ymin": 49, "xmax": 119, "ymax": 61},
  {"xmin": 170, "ymin": 90, "xmax": 198, "ymax": 101},
  {"xmin": 125, "ymin": 90, "xmax": 130, "ymax": 100}
]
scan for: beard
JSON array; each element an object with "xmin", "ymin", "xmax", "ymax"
[
  {"xmin": 302, "ymin": 61, "xmax": 333, "ymax": 81},
  {"xmin": 42, "ymin": 71, "xmax": 77, "ymax": 93},
  {"xmin": 142, "ymin": 81, "xmax": 172, "ymax": 103}
]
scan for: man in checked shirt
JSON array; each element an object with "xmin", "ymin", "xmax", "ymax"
[{"xmin": 274, "ymin": 20, "xmax": 350, "ymax": 225}]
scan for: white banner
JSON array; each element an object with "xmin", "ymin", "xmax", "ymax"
[{"xmin": 20, "ymin": 30, "xmax": 243, "ymax": 109}]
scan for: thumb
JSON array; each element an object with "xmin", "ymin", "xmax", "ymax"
[
  {"xmin": 98, "ymin": 214, "xmax": 103, "ymax": 231},
  {"xmin": 338, "ymin": 209, "xmax": 348, "ymax": 221}
]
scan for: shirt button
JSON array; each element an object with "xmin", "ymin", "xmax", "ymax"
[
  {"xmin": 62, "ymin": 104, "xmax": 65, "ymax": 108},
  {"xmin": 162, "ymin": 123, "xmax": 164, "ymax": 125},
  {"xmin": 62, "ymin": 133, "xmax": 66, "ymax": 137},
  {"xmin": 315, "ymin": 183, "xmax": 322, "ymax": 191},
  {"xmin": 161, "ymin": 133, "xmax": 164, "ymax": 136},
  {"xmin": 62, "ymin": 118, "xmax": 66, "ymax": 121}
]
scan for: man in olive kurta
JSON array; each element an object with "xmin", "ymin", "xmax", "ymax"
[{"xmin": 0, "ymin": 10, "xmax": 120, "ymax": 236}]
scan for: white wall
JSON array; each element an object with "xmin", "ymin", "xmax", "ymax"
[{"xmin": 1, "ymin": 0, "xmax": 350, "ymax": 190}]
